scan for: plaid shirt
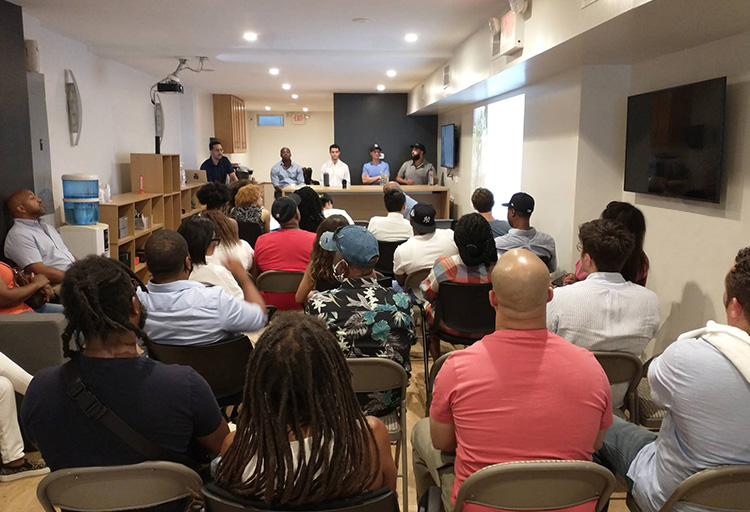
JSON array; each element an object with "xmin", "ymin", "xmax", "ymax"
[{"xmin": 420, "ymin": 255, "xmax": 495, "ymax": 337}]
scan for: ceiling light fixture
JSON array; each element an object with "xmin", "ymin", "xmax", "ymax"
[
  {"xmin": 303, "ymin": 107, "xmax": 309, "ymax": 112},
  {"xmin": 376, "ymin": 84, "xmax": 386, "ymax": 91},
  {"xmin": 386, "ymin": 70, "xmax": 397, "ymax": 78},
  {"xmin": 404, "ymin": 33, "xmax": 418, "ymax": 43},
  {"xmin": 282, "ymin": 83, "xmax": 291, "ymax": 90},
  {"xmin": 243, "ymin": 32, "xmax": 258, "ymax": 41},
  {"xmin": 265, "ymin": 106, "xmax": 271, "ymax": 111},
  {"xmin": 291, "ymin": 94, "xmax": 299, "ymax": 99},
  {"xmin": 269, "ymin": 68, "xmax": 279, "ymax": 75}
]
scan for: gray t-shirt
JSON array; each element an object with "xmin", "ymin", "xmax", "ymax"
[{"xmin": 397, "ymin": 159, "xmax": 435, "ymax": 185}]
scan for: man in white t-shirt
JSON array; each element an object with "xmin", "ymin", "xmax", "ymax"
[
  {"xmin": 319, "ymin": 192, "xmax": 354, "ymax": 225},
  {"xmin": 318, "ymin": 144, "xmax": 351, "ymax": 187},
  {"xmin": 367, "ymin": 189, "xmax": 412, "ymax": 242},
  {"xmin": 393, "ymin": 203, "xmax": 457, "ymax": 287}
]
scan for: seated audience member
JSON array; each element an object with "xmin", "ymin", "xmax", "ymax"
[
  {"xmin": 384, "ymin": 181, "xmax": 417, "ymax": 219},
  {"xmin": 547, "ymin": 219, "xmax": 659, "ymax": 407},
  {"xmin": 0, "ymin": 261, "xmax": 62, "ymax": 314},
  {"xmin": 471, "ymin": 187, "xmax": 511, "ymax": 237},
  {"xmin": 413, "ymin": 249, "xmax": 612, "ymax": 512},
  {"xmin": 319, "ymin": 192, "xmax": 354, "ymax": 224},
  {"xmin": 4, "ymin": 189, "xmax": 75, "ymax": 284},
  {"xmin": 305, "ymin": 225, "xmax": 415, "ymax": 415},
  {"xmin": 494, "ymin": 192, "xmax": 557, "ymax": 272},
  {"xmin": 361, "ymin": 144, "xmax": 390, "ymax": 185},
  {"xmin": 21, "ymin": 256, "xmax": 228, "ymax": 483},
  {"xmin": 564, "ymin": 201, "xmax": 649, "ymax": 286},
  {"xmin": 253, "ymin": 195, "xmax": 316, "ymax": 310},
  {"xmin": 231, "ymin": 183, "xmax": 270, "ymax": 233},
  {"xmin": 367, "ymin": 189, "xmax": 413, "ymax": 242},
  {"xmin": 0, "ymin": 351, "xmax": 49, "ymax": 481},
  {"xmin": 215, "ymin": 315, "xmax": 397, "ymax": 504},
  {"xmin": 138, "ymin": 230, "xmax": 266, "ymax": 345},
  {"xmin": 178, "ymin": 216, "xmax": 245, "ymax": 299},
  {"xmin": 295, "ymin": 186, "xmax": 325, "ymax": 233},
  {"xmin": 421, "ymin": 213, "xmax": 497, "ymax": 361},
  {"xmin": 393, "ymin": 203, "xmax": 457, "ymax": 287},
  {"xmin": 198, "ymin": 182, "xmax": 254, "ymax": 270},
  {"xmin": 295, "ymin": 214, "xmax": 350, "ymax": 304},
  {"xmin": 594, "ymin": 247, "xmax": 750, "ymax": 512},
  {"xmin": 228, "ymin": 178, "xmax": 253, "ymax": 208}
]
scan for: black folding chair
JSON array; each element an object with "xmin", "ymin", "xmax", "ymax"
[
  {"xmin": 375, "ymin": 240, "xmax": 406, "ymax": 278},
  {"xmin": 237, "ymin": 221, "xmax": 264, "ymax": 248}
]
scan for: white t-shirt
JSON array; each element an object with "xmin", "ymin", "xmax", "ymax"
[
  {"xmin": 208, "ymin": 240, "xmax": 254, "ymax": 270},
  {"xmin": 189, "ymin": 263, "xmax": 243, "ymax": 300},
  {"xmin": 319, "ymin": 159, "xmax": 351, "ymax": 187},
  {"xmin": 323, "ymin": 208, "xmax": 354, "ymax": 225},
  {"xmin": 367, "ymin": 212, "xmax": 412, "ymax": 242},
  {"xmin": 393, "ymin": 229, "xmax": 458, "ymax": 276}
]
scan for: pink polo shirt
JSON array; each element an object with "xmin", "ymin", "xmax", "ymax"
[{"xmin": 431, "ymin": 329, "xmax": 612, "ymax": 512}]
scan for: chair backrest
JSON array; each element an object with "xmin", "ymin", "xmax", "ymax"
[
  {"xmin": 347, "ymin": 357, "xmax": 408, "ymax": 396},
  {"xmin": 237, "ymin": 221, "xmax": 264, "ymax": 248},
  {"xmin": 202, "ymin": 483, "xmax": 399, "ymax": 512},
  {"xmin": 659, "ymin": 464, "xmax": 750, "ymax": 511},
  {"xmin": 256, "ymin": 270, "xmax": 305, "ymax": 293},
  {"xmin": 375, "ymin": 240, "xmax": 406, "ymax": 277},
  {"xmin": 404, "ymin": 268, "xmax": 431, "ymax": 291},
  {"xmin": 426, "ymin": 352, "xmax": 453, "ymax": 415},
  {"xmin": 434, "ymin": 282, "xmax": 495, "ymax": 335},
  {"xmin": 146, "ymin": 334, "xmax": 252, "ymax": 398},
  {"xmin": 434, "ymin": 219, "xmax": 454, "ymax": 230},
  {"xmin": 453, "ymin": 460, "xmax": 615, "ymax": 512},
  {"xmin": 592, "ymin": 351, "xmax": 643, "ymax": 397},
  {"xmin": 36, "ymin": 461, "xmax": 202, "ymax": 512},
  {"xmin": 353, "ymin": 220, "xmax": 369, "ymax": 228}
]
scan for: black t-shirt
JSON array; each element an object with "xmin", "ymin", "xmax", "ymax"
[
  {"xmin": 200, "ymin": 156, "xmax": 234, "ymax": 183},
  {"xmin": 21, "ymin": 355, "xmax": 223, "ymax": 510}
]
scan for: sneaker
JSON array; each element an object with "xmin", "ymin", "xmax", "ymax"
[{"xmin": 0, "ymin": 459, "xmax": 50, "ymax": 482}]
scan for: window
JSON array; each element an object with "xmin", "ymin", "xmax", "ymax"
[{"xmin": 257, "ymin": 114, "xmax": 284, "ymax": 127}]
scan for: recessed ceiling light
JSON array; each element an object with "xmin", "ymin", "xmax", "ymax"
[
  {"xmin": 352, "ymin": 17, "xmax": 370, "ymax": 23},
  {"xmin": 404, "ymin": 33, "xmax": 418, "ymax": 43},
  {"xmin": 386, "ymin": 70, "xmax": 397, "ymax": 78},
  {"xmin": 243, "ymin": 32, "xmax": 258, "ymax": 42},
  {"xmin": 268, "ymin": 68, "xmax": 279, "ymax": 75},
  {"xmin": 265, "ymin": 106, "xmax": 271, "ymax": 111},
  {"xmin": 303, "ymin": 107, "xmax": 309, "ymax": 112},
  {"xmin": 282, "ymin": 83, "xmax": 291, "ymax": 90},
  {"xmin": 376, "ymin": 84, "xmax": 386, "ymax": 92},
  {"xmin": 291, "ymin": 94, "xmax": 299, "ymax": 99}
]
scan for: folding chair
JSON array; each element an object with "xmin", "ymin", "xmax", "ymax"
[
  {"xmin": 636, "ymin": 357, "xmax": 666, "ymax": 430},
  {"xmin": 426, "ymin": 352, "xmax": 452, "ymax": 415},
  {"xmin": 238, "ymin": 221, "xmax": 264, "ymax": 248},
  {"xmin": 434, "ymin": 219, "xmax": 455, "ymax": 230},
  {"xmin": 36, "ymin": 461, "xmax": 202, "ymax": 512},
  {"xmin": 202, "ymin": 482, "xmax": 399, "ymax": 512},
  {"xmin": 453, "ymin": 460, "xmax": 615, "ymax": 512},
  {"xmin": 146, "ymin": 334, "xmax": 252, "ymax": 421},
  {"xmin": 256, "ymin": 270, "xmax": 305, "ymax": 293},
  {"xmin": 347, "ymin": 358, "xmax": 409, "ymax": 512},
  {"xmin": 353, "ymin": 220, "xmax": 369, "ymax": 228},
  {"xmin": 592, "ymin": 351, "xmax": 643, "ymax": 423},
  {"xmin": 375, "ymin": 240, "xmax": 406, "ymax": 278},
  {"xmin": 404, "ymin": 268, "xmax": 431, "ymax": 292},
  {"xmin": 626, "ymin": 464, "xmax": 750, "ymax": 512}
]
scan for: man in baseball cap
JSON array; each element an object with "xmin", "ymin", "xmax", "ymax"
[
  {"xmin": 397, "ymin": 143, "xmax": 436, "ymax": 185},
  {"xmin": 270, "ymin": 193, "xmax": 301, "ymax": 224},
  {"xmin": 495, "ymin": 192, "xmax": 557, "ymax": 272},
  {"xmin": 362, "ymin": 143, "xmax": 390, "ymax": 185}
]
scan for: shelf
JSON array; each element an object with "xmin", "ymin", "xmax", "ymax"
[
  {"xmin": 180, "ymin": 207, "xmax": 206, "ymax": 219},
  {"xmin": 134, "ymin": 229, "xmax": 149, "ymax": 238},
  {"xmin": 152, "ymin": 222, "xmax": 164, "ymax": 230},
  {"xmin": 135, "ymin": 262, "xmax": 146, "ymax": 273},
  {"xmin": 101, "ymin": 192, "xmax": 161, "ymax": 206},
  {"xmin": 118, "ymin": 235, "xmax": 134, "ymax": 244}
]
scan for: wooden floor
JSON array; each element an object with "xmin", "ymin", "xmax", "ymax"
[{"xmin": 0, "ymin": 340, "xmax": 629, "ymax": 512}]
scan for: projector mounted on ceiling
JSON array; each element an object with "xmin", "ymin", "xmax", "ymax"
[
  {"xmin": 156, "ymin": 78, "xmax": 184, "ymax": 94},
  {"xmin": 152, "ymin": 57, "xmax": 213, "ymax": 96}
]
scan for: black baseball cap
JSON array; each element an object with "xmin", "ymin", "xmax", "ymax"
[
  {"xmin": 319, "ymin": 192, "xmax": 333, "ymax": 204},
  {"xmin": 502, "ymin": 192, "xmax": 534, "ymax": 214},
  {"xmin": 409, "ymin": 202, "xmax": 436, "ymax": 234},
  {"xmin": 271, "ymin": 193, "xmax": 301, "ymax": 223},
  {"xmin": 410, "ymin": 143, "xmax": 426, "ymax": 152},
  {"xmin": 369, "ymin": 143, "xmax": 382, "ymax": 152}
]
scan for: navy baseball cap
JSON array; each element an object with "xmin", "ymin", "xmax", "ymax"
[
  {"xmin": 410, "ymin": 143, "xmax": 426, "ymax": 152},
  {"xmin": 502, "ymin": 192, "xmax": 535, "ymax": 214},
  {"xmin": 319, "ymin": 225, "xmax": 380, "ymax": 268},
  {"xmin": 410, "ymin": 203, "xmax": 436, "ymax": 234},
  {"xmin": 369, "ymin": 144, "xmax": 382, "ymax": 152}
]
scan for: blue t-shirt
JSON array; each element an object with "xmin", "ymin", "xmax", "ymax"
[
  {"xmin": 362, "ymin": 161, "xmax": 390, "ymax": 184},
  {"xmin": 200, "ymin": 156, "xmax": 235, "ymax": 183}
]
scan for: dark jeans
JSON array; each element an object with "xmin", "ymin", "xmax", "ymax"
[{"xmin": 593, "ymin": 416, "xmax": 657, "ymax": 490}]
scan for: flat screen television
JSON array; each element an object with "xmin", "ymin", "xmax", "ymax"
[
  {"xmin": 624, "ymin": 76, "xmax": 726, "ymax": 203},
  {"xmin": 441, "ymin": 124, "xmax": 457, "ymax": 168}
]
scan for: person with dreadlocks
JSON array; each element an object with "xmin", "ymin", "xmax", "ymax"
[
  {"xmin": 20, "ymin": 256, "xmax": 228, "ymax": 484},
  {"xmin": 420, "ymin": 213, "xmax": 498, "ymax": 361},
  {"xmin": 215, "ymin": 315, "xmax": 396, "ymax": 505}
]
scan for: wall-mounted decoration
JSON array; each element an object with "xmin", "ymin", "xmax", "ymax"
[{"xmin": 64, "ymin": 69, "xmax": 82, "ymax": 146}]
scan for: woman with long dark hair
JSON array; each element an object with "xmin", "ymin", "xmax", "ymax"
[
  {"xmin": 295, "ymin": 186, "xmax": 325, "ymax": 233},
  {"xmin": 197, "ymin": 182, "xmax": 255, "ymax": 270},
  {"xmin": 294, "ymin": 214, "xmax": 350, "ymax": 304}
]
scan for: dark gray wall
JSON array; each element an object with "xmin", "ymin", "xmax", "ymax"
[
  {"xmin": 0, "ymin": 0, "xmax": 34, "ymax": 250},
  {"xmin": 333, "ymin": 93, "xmax": 438, "ymax": 185}
]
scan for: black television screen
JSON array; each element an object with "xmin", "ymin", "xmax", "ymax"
[
  {"xmin": 624, "ymin": 77, "xmax": 726, "ymax": 203},
  {"xmin": 441, "ymin": 124, "xmax": 457, "ymax": 168}
]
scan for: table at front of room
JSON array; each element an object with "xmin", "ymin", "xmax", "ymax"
[{"xmin": 281, "ymin": 185, "xmax": 451, "ymax": 221}]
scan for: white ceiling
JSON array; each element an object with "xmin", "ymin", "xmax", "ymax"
[{"xmin": 15, "ymin": 0, "xmax": 504, "ymax": 112}]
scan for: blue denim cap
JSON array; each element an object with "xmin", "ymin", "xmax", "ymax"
[{"xmin": 319, "ymin": 225, "xmax": 380, "ymax": 268}]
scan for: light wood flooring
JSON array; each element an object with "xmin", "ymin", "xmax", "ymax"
[{"xmin": 0, "ymin": 340, "xmax": 628, "ymax": 512}]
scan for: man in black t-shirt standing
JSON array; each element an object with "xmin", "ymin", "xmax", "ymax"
[{"xmin": 200, "ymin": 139, "xmax": 238, "ymax": 183}]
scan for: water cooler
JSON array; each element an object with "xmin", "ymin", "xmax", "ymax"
[{"xmin": 60, "ymin": 223, "xmax": 110, "ymax": 259}]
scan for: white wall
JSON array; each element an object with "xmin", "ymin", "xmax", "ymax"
[{"xmin": 230, "ymin": 112, "xmax": 334, "ymax": 183}]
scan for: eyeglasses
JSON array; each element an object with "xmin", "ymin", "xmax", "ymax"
[
  {"xmin": 576, "ymin": 242, "xmax": 583, "ymax": 252},
  {"xmin": 211, "ymin": 237, "xmax": 221, "ymax": 246}
]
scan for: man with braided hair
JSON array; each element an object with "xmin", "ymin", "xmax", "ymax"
[{"xmin": 21, "ymin": 256, "xmax": 228, "ymax": 485}]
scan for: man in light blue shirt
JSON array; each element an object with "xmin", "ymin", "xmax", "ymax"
[
  {"xmin": 383, "ymin": 181, "xmax": 416, "ymax": 219},
  {"xmin": 494, "ymin": 192, "xmax": 556, "ymax": 272},
  {"xmin": 362, "ymin": 144, "xmax": 390, "ymax": 185},
  {"xmin": 4, "ymin": 189, "xmax": 75, "ymax": 284},
  {"xmin": 270, "ymin": 147, "xmax": 304, "ymax": 198},
  {"xmin": 136, "ymin": 230, "xmax": 267, "ymax": 346},
  {"xmin": 594, "ymin": 247, "xmax": 750, "ymax": 512}
]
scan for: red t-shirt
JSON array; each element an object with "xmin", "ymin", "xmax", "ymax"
[
  {"xmin": 0, "ymin": 262, "xmax": 33, "ymax": 314},
  {"xmin": 431, "ymin": 329, "xmax": 612, "ymax": 512},
  {"xmin": 253, "ymin": 229, "xmax": 316, "ymax": 310}
]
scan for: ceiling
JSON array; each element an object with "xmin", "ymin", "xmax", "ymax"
[{"xmin": 15, "ymin": 0, "xmax": 503, "ymax": 112}]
